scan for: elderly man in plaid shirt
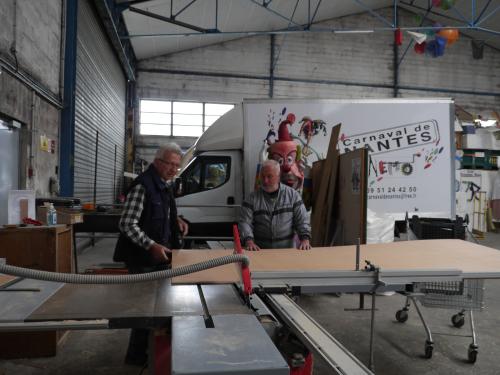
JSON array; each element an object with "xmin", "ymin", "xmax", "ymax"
[{"xmin": 114, "ymin": 142, "xmax": 188, "ymax": 366}]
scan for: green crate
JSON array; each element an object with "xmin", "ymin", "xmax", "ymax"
[{"xmin": 461, "ymin": 149, "xmax": 500, "ymax": 170}]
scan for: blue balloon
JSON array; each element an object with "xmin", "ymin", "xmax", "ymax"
[
  {"xmin": 435, "ymin": 36, "xmax": 447, "ymax": 56},
  {"xmin": 425, "ymin": 36, "xmax": 447, "ymax": 57}
]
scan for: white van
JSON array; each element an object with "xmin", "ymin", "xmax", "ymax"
[{"xmin": 175, "ymin": 98, "xmax": 455, "ymax": 241}]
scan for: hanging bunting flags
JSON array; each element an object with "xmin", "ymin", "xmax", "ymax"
[
  {"xmin": 395, "ymin": 28, "xmax": 403, "ymax": 45},
  {"xmin": 414, "ymin": 42, "xmax": 426, "ymax": 54},
  {"xmin": 407, "ymin": 31, "xmax": 427, "ymax": 44}
]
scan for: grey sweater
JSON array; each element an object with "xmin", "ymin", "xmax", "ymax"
[{"xmin": 238, "ymin": 183, "xmax": 311, "ymax": 249}]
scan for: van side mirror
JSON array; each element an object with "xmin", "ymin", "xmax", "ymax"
[{"xmin": 174, "ymin": 177, "xmax": 183, "ymax": 197}]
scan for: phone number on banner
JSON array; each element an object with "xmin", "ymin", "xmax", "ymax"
[{"xmin": 369, "ymin": 186, "xmax": 417, "ymax": 194}]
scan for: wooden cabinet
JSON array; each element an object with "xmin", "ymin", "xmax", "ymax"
[
  {"xmin": 0, "ymin": 225, "xmax": 73, "ymax": 273},
  {"xmin": 0, "ymin": 225, "xmax": 73, "ymax": 358}
]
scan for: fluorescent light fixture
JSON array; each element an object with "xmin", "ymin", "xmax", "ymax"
[
  {"xmin": 476, "ymin": 119, "xmax": 497, "ymax": 127},
  {"xmin": 334, "ymin": 30, "xmax": 374, "ymax": 34}
]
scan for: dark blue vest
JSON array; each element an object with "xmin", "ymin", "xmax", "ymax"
[
  {"xmin": 132, "ymin": 164, "xmax": 173, "ymax": 245},
  {"xmin": 113, "ymin": 164, "xmax": 180, "ymax": 266}
]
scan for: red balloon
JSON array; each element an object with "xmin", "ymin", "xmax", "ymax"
[{"xmin": 414, "ymin": 42, "xmax": 426, "ymax": 54}]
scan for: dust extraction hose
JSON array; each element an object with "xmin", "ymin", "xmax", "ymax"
[{"xmin": 0, "ymin": 254, "xmax": 249, "ymax": 285}]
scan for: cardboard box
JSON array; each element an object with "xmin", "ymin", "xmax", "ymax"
[{"xmin": 37, "ymin": 206, "xmax": 84, "ymax": 225}]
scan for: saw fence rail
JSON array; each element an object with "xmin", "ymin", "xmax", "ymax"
[{"xmin": 396, "ymin": 279, "xmax": 485, "ymax": 363}]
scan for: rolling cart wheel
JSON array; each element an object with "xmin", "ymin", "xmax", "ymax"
[
  {"xmin": 395, "ymin": 309, "xmax": 409, "ymax": 323},
  {"xmin": 424, "ymin": 341, "xmax": 434, "ymax": 359},
  {"xmin": 451, "ymin": 313, "xmax": 465, "ymax": 328},
  {"xmin": 468, "ymin": 344, "xmax": 478, "ymax": 364}
]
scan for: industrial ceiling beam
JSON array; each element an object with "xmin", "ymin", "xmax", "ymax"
[
  {"xmin": 120, "ymin": 0, "xmax": 498, "ymax": 43},
  {"xmin": 475, "ymin": 4, "xmax": 500, "ymax": 27},
  {"xmin": 215, "ymin": 0, "xmax": 218, "ymax": 30},
  {"xmin": 95, "ymin": 0, "xmax": 136, "ymax": 81},
  {"xmin": 248, "ymin": 0, "xmax": 304, "ymax": 29},
  {"xmin": 272, "ymin": 0, "xmax": 300, "ymax": 71},
  {"xmin": 115, "ymin": 0, "xmax": 151, "ymax": 6},
  {"xmin": 448, "ymin": 3, "xmax": 470, "ymax": 25},
  {"xmin": 129, "ymin": 6, "xmax": 212, "ymax": 33},
  {"xmin": 308, "ymin": 0, "xmax": 324, "ymax": 28},
  {"xmin": 173, "ymin": 0, "xmax": 198, "ymax": 19},
  {"xmin": 474, "ymin": 0, "xmax": 492, "ymax": 24},
  {"xmin": 353, "ymin": 0, "xmax": 394, "ymax": 27}
]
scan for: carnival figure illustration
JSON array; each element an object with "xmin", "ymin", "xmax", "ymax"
[
  {"xmin": 298, "ymin": 117, "xmax": 328, "ymax": 156},
  {"xmin": 267, "ymin": 113, "xmax": 305, "ymax": 190}
]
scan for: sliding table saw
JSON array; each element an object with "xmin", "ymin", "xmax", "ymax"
[{"xmin": 2, "ymin": 239, "xmax": 500, "ymax": 374}]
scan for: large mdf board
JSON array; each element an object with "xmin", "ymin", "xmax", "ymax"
[{"xmin": 172, "ymin": 240, "xmax": 500, "ymax": 284}]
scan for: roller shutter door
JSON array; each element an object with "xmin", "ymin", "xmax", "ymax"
[{"xmin": 74, "ymin": 0, "xmax": 126, "ymax": 204}]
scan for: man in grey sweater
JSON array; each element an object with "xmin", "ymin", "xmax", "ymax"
[{"xmin": 239, "ymin": 159, "xmax": 311, "ymax": 251}]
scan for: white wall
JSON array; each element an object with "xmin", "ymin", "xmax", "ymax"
[
  {"xmin": 0, "ymin": 0, "xmax": 62, "ymax": 94},
  {"xmin": 0, "ymin": 0, "xmax": 63, "ymax": 196}
]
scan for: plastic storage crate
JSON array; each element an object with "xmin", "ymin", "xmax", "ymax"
[{"xmin": 410, "ymin": 215, "xmax": 466, "ymax": 240}]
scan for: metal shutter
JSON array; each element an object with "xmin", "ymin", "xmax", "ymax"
[{"xmin": 74, "ymin": 0, "xmax": 126, "ymax": 204}]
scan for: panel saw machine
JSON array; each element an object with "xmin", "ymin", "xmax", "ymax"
[{"xmin": 2, "ymin": 231, "xmax": 500, "ymax": 375}]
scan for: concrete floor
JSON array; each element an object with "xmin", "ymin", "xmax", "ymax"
[{"xmin": 1, "ymin": 232, "xmax": 500, "ymax": 375}]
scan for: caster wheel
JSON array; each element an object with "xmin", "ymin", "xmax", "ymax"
[
  {"xmin": 451, "ymin": 313, "xmax": 465, "ymax": 328},
  {"xmin": 396, "ymin": 309, "xmax": 409, "ymax": 323},
  {"xmin": 424, "ymin": 342, "xmax": 434, "ymax": 359},
  {"xmin": 468, "ymin": 345, "xmax": 478, "ymax": 363}
]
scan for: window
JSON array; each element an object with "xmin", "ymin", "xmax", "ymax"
[
  {"xmin": 140, "ymin": 100, "xmax": 234, "ymax": 136},
  {"xmin": 180, "ymin": 156, "xmax": 230, "ymax": 196},
  {"xmin": 184, "ymin": 162, "xmax": 201, "ymax": 195},
  {"xmin": 140, "ymin": 100, "xmax": 171, "ymax": 136},
  {"xmin": 203, "ymin": 162, "xmax": 228, "ymax": 189}
]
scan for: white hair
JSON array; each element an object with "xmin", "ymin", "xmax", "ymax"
[
  {"xmin": 155, "ymin": 143, "xmax": 182, "ymax": 159},
  {"xmin": 262, "ymin": 159, "xmax": 280, "ymax": 175}
]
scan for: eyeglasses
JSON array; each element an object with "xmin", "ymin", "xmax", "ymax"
[{"xmin": 158, "ymin": 158, "xmax": 181, "ymax": 170}]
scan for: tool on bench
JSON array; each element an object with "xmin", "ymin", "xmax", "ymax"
[{"xmin": 22, "ymin": 217, "xmax": 43, "ymax": 226}]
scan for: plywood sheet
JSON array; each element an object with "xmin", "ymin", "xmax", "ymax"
[
  {"xmin": 311, "ymin": 124, "xmax": 341, "ymax": 246},
  {"xmin": 172, "ymin": 240, "xmax": 500, "ymax": 284},
  {"xmin": 311, "ymin": 160, "xmax": 324, "ymax": 205},
  {"xmin": 332, "ymin": 148, "xmax": 368, "ymax": 245},
  {"xmin": 322, "ymin": 125, "xmax": 342, "ymax": 246}
]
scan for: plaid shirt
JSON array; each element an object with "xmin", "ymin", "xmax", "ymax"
[{"xmin": 119, "ymin": 184, "xmax": 155, "ymax": 250}]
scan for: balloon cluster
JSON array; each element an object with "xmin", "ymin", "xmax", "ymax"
[{"xmin": 409, "ymin": 25, "xmax": 460, "ymax": 57}]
